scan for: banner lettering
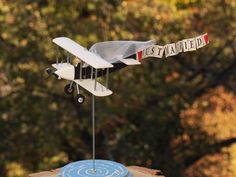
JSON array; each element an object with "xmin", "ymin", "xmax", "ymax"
[{"xmin": 136, "ymin": 33, "xmax": 209, "ymax": 60}]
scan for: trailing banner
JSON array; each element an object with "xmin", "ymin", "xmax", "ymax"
[{"xmin": 136, "ymin": 33, "xmax": 209, "ymax": 60}]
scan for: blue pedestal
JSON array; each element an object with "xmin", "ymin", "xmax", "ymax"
[{"xmin": 58, "ymin": 159, "xmax": 132, "ymax": 177}]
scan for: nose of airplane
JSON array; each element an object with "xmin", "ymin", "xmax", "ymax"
[{"xmin": 55, "ymin": 65, "xmax": 75, "ymax": 80}]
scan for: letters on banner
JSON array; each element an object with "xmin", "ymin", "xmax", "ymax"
[{"xmin": 136, "ymin": 33, "xmax": 209, "ymax": 61}]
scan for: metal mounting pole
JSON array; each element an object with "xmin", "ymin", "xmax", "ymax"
[{"xmin": 92, "ymin": 94, "xmax": 96, "ymax": 173}]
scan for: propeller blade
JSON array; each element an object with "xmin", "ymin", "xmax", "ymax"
[
  {"xmin": 45, "ymin": 68, "xmax": 53, "ymax": 76},
  {"xmin": 45, "ymin": 68, "xmax": 59, "ymax": 79}
]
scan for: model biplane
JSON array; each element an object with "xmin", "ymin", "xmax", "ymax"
[
  {"xmin": 46, "ymin": 34, "xmax": 208, "ymax": 104},
  {"xmin": 46, "ymin": 37, "xmax": 155, "ymax": 104}
]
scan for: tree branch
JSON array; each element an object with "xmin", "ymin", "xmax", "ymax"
[
  {"xmin": 186, "ymin": 35, "xmax": 236, "ymax": 82},
  {"xmin": 194, "ymin": 56, "xmax": 236, "ymax": 97},
  {"xmin": 184, "ymin": 137, "xmax": 236, "ymax": 167}
]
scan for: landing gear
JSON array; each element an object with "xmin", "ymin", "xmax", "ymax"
[
  {"xmin": 65, "ymin": 82, "xmax": 85, "ymax": 105},
  {"xmin": 75, "ymin": 94, "xmax": 85, "ymax": 105},
  {"xmin": 64, "ymin": 84, "xmax": 74, "ymax": 95}
]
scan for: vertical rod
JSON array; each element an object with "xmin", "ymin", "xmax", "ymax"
[
  {"xmin": 56, "ymin": 47, "xmax": 59, "ymax": 65},
  {"xmin": 92, "ymin": 95, "xmax": 96, "ymax": 173},
  {"xmin": 94, "ymin": 69, "xmax": 97, "ymax": 91},
  {"xmin": 91, "ymin": 67, "xmax": 93, "ymax": 79},
  {"xmin": 80, "ymin": 62, "xmax": 82, "ymax": 80},
  {"xmin": 106, "ymin": 68, "xmax": 109, "ymax": 90}
]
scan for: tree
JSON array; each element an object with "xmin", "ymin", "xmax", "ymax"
[{"xmin": 0, "ymin": 0, "xmax": 235, "ymax": 176}]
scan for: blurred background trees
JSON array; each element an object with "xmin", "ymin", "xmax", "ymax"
[{"xmin": 0, "ymin": 0, "xmax": 235, "ymax": 176}]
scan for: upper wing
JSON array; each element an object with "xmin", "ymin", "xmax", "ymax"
[{"xmin": 53, "ymin": 37, "xmax": 113, "ymax": 69}]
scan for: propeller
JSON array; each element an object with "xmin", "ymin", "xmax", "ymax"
[
  {"xmin": 45, "ymin": 68, "xmax": 53, "ymax": 76},
  {"xmin": 45, "ymin": 68, "xmax": 59, "ymax": 79}
]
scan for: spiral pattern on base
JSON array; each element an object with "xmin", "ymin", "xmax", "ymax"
[{"xmin": 58, "ymin": 159, "xmax": 132, "ymax": 177}]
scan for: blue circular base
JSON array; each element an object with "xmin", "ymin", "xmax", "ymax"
[{"xmin": 58, "ymin": 159, "xmax": 132, "ymax": 177}]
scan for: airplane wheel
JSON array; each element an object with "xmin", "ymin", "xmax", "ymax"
[
  {"xmin": 64, "ymin": 84, "xmax": 74, "ymax": 95},
  {"xmin": 75, "ymin": 94, "xmax": 85, "ymax": 104}
]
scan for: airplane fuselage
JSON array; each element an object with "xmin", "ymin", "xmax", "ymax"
[
  {"xmin": 74, "ymin": 62, "xmax": 127, "ymax": 79},
  {"xmin": 53, "ymin": 54, "xmax": 137, "ymax": 81}
]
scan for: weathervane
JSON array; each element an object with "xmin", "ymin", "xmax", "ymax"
[{"xmin": 46, "ymin": 33, "xmax": 209, "ymax": 177}]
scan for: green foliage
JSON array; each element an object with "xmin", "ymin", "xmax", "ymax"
[{"xmin": 0, "ymin": 0, "xmax": 235, "ymax": 176}]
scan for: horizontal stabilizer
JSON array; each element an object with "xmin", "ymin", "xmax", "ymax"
[
  {"xmin": 117, "ymin": 58, "xmax": 141, "ymax": 65},
  {"xmin": 74, "ymin": 79, "xmax": 112, "ymax": 97}
]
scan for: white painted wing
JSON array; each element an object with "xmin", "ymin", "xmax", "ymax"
[
  {"xmin": 74, "ymin": 79, "xmax": 112, "ymax": 97},
  {"xmin": 53, "ymin": 37, "xmax": 113, "ymax": 69}
]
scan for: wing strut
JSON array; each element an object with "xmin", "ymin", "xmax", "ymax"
[
  {"xmin": 106, "ymin": 68, "xmax": 109, "ymax": 90},
  {"xmin": 94, "ymin": 69, "xmax": 98, "ymax": 91},
  {"xmin": 74, "ymin": 66, "xmax": 112, "ymax": 97},
  {"xmin": 80, "ymin": 61, "xmax": 83, "ymax": 80},
  {"xmin": 91, "ymin": 66, "xmax": 93, "ymax": 79}
]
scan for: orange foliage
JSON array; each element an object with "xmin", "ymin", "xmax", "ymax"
[
  {"xmin": 172, "ymin": 86, "xmax": 236, "ymax": 177},
  {"xmin": 185, "ymin": 150, "xmax": 233, "ymax": 177},
  {"xmin": 181, "ymin": 86, "xmax": 236, "ymax": 141}
]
